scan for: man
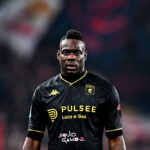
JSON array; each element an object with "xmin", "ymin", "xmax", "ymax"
[{"xmin": 22, "ymin": 30, "xmax": 126, "ymax": 150}]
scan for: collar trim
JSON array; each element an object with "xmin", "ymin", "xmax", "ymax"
[{"xmin": 59, "ymin": 71, "xmax": 87, "ymax": 86}]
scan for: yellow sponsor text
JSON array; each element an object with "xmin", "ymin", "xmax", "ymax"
[
  {"xmin": 62, "ymin": 114, "xmax": 87, "ymax": 120},
  {"xmin": 61, "ymin": 105, "xmax": 96, "ymax": 113}
]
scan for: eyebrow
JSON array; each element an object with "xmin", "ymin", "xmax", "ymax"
[{"xmin": 61, "ymin": 48, "xmax": 83, "ymax": 51}]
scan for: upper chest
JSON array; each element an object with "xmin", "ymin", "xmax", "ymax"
[{"xmin": 41, "ymin": 82, "xmax": 107, "ymax": 111}]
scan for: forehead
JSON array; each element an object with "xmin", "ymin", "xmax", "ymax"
[{"xmin": 60, "ymin": 39, "xmax": 85, "ymax": 51}]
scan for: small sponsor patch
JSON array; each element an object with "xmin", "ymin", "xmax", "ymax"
[{"xmin": 117, "ymin": 104, "xmax": 121, "ymax": 110}]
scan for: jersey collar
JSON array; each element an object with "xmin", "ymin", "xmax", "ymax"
[{"xmin": 59, "ymin": 70, "xmax": 87, "ymax": 86}]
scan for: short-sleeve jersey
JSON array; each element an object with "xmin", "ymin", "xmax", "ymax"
[{"xmin": 27, "ymin": 71, "xmax": 123, "ymax": 150}]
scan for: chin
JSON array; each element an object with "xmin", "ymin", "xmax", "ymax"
[
  {"xmin": 65, "ymin": 69, "xmax": 79, "ymax": 75},
  {"xmin": 66, "ymin": 70, "xmax": 77, "ymax": 74}
]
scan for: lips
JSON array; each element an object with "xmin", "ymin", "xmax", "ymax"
[{"xmin": 65, "ymin": 64, "xmax": 77, "ymax": 70}]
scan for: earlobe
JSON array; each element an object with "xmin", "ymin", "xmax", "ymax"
[
  {"xmin": 84, "ymin": 52, "xmax": 87, "ymax": 60},
  {"xmin": 57, "ymin": 50, "xmax": 60, "ymax": 60}
]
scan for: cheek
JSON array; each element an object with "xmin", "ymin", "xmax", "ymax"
[
  {"xmin": 77, "ymin": 55, "xmax": 85, "ymax": 62},
  {"xmin": 59, "ymin": 57, "xmax": 66, "ymax": 65}
]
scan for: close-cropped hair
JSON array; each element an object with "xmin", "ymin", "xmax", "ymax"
[{"xmin": 59, "ymin": 29, "xmax": 85, "ymax": 49}]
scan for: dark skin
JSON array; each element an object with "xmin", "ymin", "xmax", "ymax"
[
  {"xmin": 57, "ymin": 38, "xmax": 87, "ymax": 76},
  {"xmin": 22, "ymin": 38, "xmax": 126, "ymax": 150},
  {"xmin": 109, "ymin": 136, "xmax": 126, "ymax": 150},
  {"xmin": 22, "ymin": 138, "xmax": 40, "ymax": 150}
]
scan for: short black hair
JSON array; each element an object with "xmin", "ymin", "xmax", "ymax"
[
  {"xmin": 62, "ymin": 29, "xmax": 84, "ymax": 41},
  {"xmin": 59, "ymin": 29, "xmax": 85, "ymax": 49}
]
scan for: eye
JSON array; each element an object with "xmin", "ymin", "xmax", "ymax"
[
  {"xmin": 62, "ymin": 50, "xmax": 70, "ymax": 55},
  {"xmin": 61, "ymin": 49, "xmax": 83, "ymax": 56},
  {"xmin": 74, "ymin": 50, "xmax": 82, "ymax": 56}
]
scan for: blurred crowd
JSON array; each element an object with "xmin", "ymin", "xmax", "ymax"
[
  {"xmin": 0, "ymin": 0, "xmax": 150, "ymax": 150},
  {"xmin": 0, "ymin": 42, "xmax": 57, "ymax": 149}
]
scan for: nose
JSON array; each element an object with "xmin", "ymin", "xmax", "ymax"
[{"xmin": 68, "ymin": 52, "xmax": 76, "ymax": 60}]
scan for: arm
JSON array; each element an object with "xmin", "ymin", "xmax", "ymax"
[
  {"xmin": 104, "ymin": 86, "xmax": 125, "ymax": 149},
  {"xmin": 23, "ymin": 87, "xmax": 46, "ymax": 150},
  {"xmin": 108, "ymin": 135, "xmax": 126, "ymax": 150},
  {"xmin": 22, "ymin": 137, "xmax": 41, "ymax": 150}
]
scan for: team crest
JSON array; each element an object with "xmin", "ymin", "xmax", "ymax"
[{"xmin": 85, "ymin": 84, "xmax": 95, "ymax": 95}]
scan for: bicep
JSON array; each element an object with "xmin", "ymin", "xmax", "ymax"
[
  {"xmin": 22, "ymin": 137, "xmax": 41, "ymax": 150},
  {"xmin": 108, "ymin": 136, "xmax": 126, "ymax": 150}
]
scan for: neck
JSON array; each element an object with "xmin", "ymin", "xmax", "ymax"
[{"xmin": 61, "ymin": 71, "xmax": 86, "ymax": 82}]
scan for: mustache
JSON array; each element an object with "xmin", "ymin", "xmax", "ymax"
[{"xmin": 65, "ymin": 63, "xmax": 78, "ymax": 67}]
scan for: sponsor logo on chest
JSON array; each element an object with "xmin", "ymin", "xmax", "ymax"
[
  {"xmin": 47, "ymin": 105, "xmax": 97, "ymax": 122},
  {"xmin": 47, "ymin": 85, "xmax": 97, "ymax": 122}
]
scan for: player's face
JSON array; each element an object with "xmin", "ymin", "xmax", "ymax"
[{"xmin": 57, "ymin": 39, "xmax": 87, "ymax": 76}]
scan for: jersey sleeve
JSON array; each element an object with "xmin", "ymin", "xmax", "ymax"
[
  {"xmin": 27, "ymin": 87, "xmax": 47, "ymax": 141},
  {"xmin": 104, "ymin": 86, "xmax": 123, "ymax": 138}
]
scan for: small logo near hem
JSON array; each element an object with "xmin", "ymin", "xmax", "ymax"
[{"xmin": 58, "ymin": 131, "xmax": 86, "ymax": 144}]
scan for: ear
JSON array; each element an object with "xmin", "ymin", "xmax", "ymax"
[
  {"xmin": 57, "ymin": 50, "xmax": 60, "ymax": 60},
  {"xmin": 84, "ymin": 51, "xmax": 87, "ymax": 61}
]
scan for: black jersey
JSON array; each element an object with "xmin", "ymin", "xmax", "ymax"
[{"xmin": 27, "ymin": 71, "xmax": 123, "ymax": 150}]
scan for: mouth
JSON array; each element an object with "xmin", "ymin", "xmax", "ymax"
[{"xmin": 65, "ymin": 64, "xmax": 77, "ymax": 70}]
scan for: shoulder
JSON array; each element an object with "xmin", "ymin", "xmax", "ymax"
[
  {"xmin": 86, "ymin": 72, "xmax": 116, "ymax": 97},
  {"xmin": 87, "ymin": 72, "xmax": 112, "ymax": 88},
  {"xmin": 35, "ymin": 74, "xmax": 60, "ymax": 93},
  {"xmin": 87, "ymin": 72, "xmax": 120, "ymax": 104}
]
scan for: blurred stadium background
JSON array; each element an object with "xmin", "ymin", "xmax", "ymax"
[{"xmin": 0, "ymin": 0, "xmax": 150, "ymax": 149}]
